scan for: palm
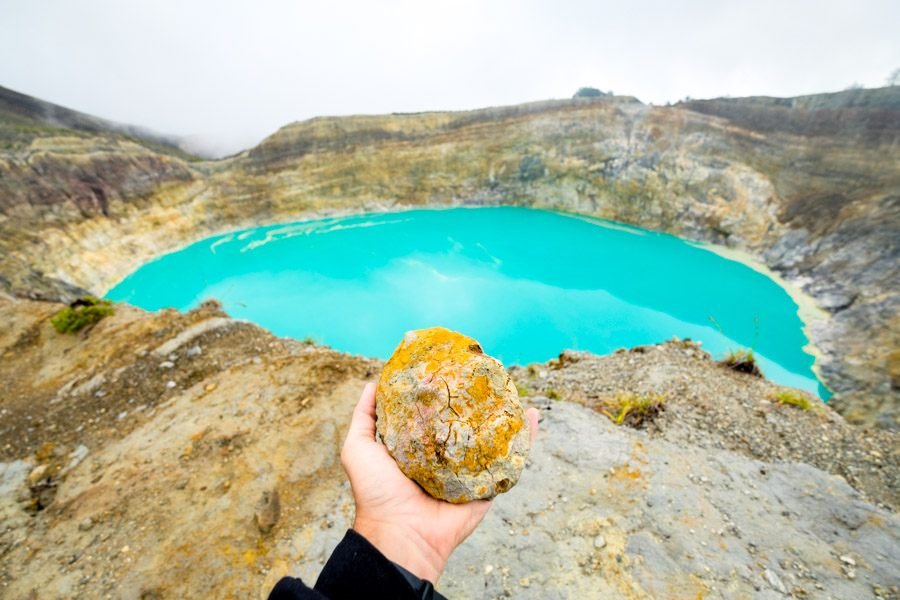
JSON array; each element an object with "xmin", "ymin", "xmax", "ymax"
[
  {"xmin": 342, "ymin": 386, "xmax": 490, "ymax": 559},
  {"xmin": 340, "ymin": 382, "xmax": 537, "ymax": 582}
]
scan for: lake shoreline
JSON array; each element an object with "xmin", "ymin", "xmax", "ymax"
[{"xmin": 105, "ymin": 205, "xmax": 828, "ymax": 397}]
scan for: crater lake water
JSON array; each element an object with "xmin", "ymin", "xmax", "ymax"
[{"xmin": 106, "ymin": 207, "xmax": 828, "ymax": 397}]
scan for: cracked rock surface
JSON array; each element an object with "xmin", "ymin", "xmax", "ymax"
[{"xmin": 375, "ymin": 327, "xmax": 530, "ymax": 503}]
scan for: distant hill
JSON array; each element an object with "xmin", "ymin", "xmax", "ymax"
[
  {"xmin": 0, "ymin": 85, "xmax": 198, "ymax": 160},
  {"xmin": 678, "ymin": 87, "xmax": 900, "ymax": 142}
]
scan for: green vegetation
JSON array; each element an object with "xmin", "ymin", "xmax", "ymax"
[
  {"xmin": 50, "ymin": 296, "xmax": 114, "ymax": 334},
  {"xmin": 601, "ymin": 392, "xmax": 666, "ymax": 428},
  {"xmin": 515, "ymin": 381, "xmax": 533, "ymax": 398},
  {"xmin": 0, "ymin": 109, "xmax": 83, "ymax": 151},
  {"xmin": 573, "ymin": 87, "xmax": 609, "ymax": 98},
  {"xmin": 720, "ymin": 349, "xmax": 763, "ymax": 377},
  {"xmin": 771, "ymin": 388, "xmax": 816, "ymax": 411},
  {"xmin": 708, "ymin": 315, "xmax": 763, "ymax": 378},
  {"xmin": 518, "ymin": 154, "xmax": 546, "ymax": 182},
  {"xmin": 546, "ymin": 388, "xmax": 562, "ymax": 400}
]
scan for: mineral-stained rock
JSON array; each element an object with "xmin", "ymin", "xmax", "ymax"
[{"xmin": 375, "ymin": 327, "xmax": 530, "ymax": 503}]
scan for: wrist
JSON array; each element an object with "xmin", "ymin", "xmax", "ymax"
[{"xmin": 353, "ymin": 515, "xmax": 448, "ymax": 583}]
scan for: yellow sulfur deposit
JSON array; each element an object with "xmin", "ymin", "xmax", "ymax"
[{"xmin": 375, "ymin": 327, "xmax": 531, "ymax": 503}]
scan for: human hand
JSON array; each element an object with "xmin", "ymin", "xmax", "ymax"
[{"xmin": 341, "ymin": 382, "xmax": 539, "ymax": 583}]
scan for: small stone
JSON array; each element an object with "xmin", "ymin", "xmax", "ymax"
[
  {"xmin": 484, "ymin": 564, "xmax": 494, "ymax": 575},
  {"xmin": 764, "ymin": 568, "xmax": 787, "ymax": 594},
  {"xmin": 186, "ymin": 345, "xmax": 202, "ymax": 357},
  {"xmin": 205, "ymin": 383, "xmax": 217, "ymax": 392},
  {"xmin": 375, "ymin": 327, "xmax": 531, "ymax": 503},
  {"xmin": 117, "ymin": 411, "xmax": 128, "ymax": 421},
  {"xmin": 518, "ymin": 577, "xmax": 530, "ymax": 587},
  {"xmin": 594, "ymin": 536, "xmax": 607, "ymax": 549},
  {"xmin": 166, "ymin": 380, "xmax": 176, "ymax": 389},
  {"xmin": 78, "ymin": 517, "xmax": 94, "ymax": 531},
  {"xmin": 839, "ymin": 555, "xmax": 856, "ymax": 566},
  {"xmin": 28, "ymin": 464, "xmax": 49, "ymax": 485},
  {"xmin": 175, "ymin": 479, "xmax": 188, "ymax": 490},
  {"xmin": 255, "ymin": 488, "xmax": 281, "ymax": 533},
  {"xmin": 159, "ymin": 361, "xmax": 175, "ymax": 369}
]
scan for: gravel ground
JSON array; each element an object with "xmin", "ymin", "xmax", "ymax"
[
  {"xmin": 2, "ymin": 297, "xmax": 897, "ymax": 598},
  {"xmin": 510, "ymin": 339, "xmax": 899, "ymax": 511}
]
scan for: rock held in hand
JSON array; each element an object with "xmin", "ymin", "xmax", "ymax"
[{"xmin": 375, "ymin": 327, "xmax": 530, "ymax": 503}]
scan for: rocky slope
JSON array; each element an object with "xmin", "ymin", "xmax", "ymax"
[
  {"xmin": 0, "ymin": 85, "xmax": 196, "ymax": 159},
  {"xmin": 0, "ymin": 86, "xmax": 200, "ymax": 301},
  {"xmin": 0, "ymin": 86, "xmax": 896, "ymax": 426},
  {"xmin": 1, "ymin": 295, "xmax": 897, "ymax": 599}
]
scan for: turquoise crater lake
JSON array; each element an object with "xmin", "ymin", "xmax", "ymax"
[{"xmin": 107, "ymin": 207, "xmax": 827, "ymax": 397}]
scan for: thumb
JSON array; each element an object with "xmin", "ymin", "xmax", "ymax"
[{"xmin": 347, "ymin": 382, "xmax": 378, "ymax": 443}]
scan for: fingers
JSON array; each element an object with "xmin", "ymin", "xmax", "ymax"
[
  {"xmin": 347, "ymin": 382, "xmax": 378, "ymax": 443},
  {"xmin": 525, "ymin": 407, "xmax": 540, "ymax": 443}
]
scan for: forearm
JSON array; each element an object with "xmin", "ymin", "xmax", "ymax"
[
  {"xmin": 312, "ymin": 529, "xmax": 427, "ymax": 599},
  {"xmin": 269, "ymin": 529, "xmax": 442, "ymax": 600}
]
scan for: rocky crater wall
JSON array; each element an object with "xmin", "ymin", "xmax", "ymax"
[{"xmin": 0, "ymin": 88, "xmax": 897, "ymax": 427}]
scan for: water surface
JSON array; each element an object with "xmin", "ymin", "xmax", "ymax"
[{"xmin": 107, "ymin": 207, "xmax": 827, "ymax": 397}]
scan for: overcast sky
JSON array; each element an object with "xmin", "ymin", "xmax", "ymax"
[{"xmin": 1, "ymin": 0, "xmax": 898, "ymax": 156}]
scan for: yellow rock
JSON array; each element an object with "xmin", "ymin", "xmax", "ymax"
[{"xmin": 375, "ymin": 327, "xmax": 530, "ymax": 503}]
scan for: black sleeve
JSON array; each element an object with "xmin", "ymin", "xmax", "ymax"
[{"xmin": 268, "ymin": 529, "xmax": 442, "ymax": 600}]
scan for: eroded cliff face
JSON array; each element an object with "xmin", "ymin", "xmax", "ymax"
[
  {"xmin": 0, "ymin": 87, "xmax": 198, "ymax": 301},
  {"xmin": 0, "ymin": 87, "xmax": 897, "ymax": 426}
]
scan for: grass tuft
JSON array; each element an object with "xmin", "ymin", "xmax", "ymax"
[
  {"xmin": 719, "ymin": 349, "xmax": 763, "ymax": 377},
  {"xmin": 771, "ymin": 388, "xmax": 816, "ymax": 411},
  {"xmin": 601, "ymin": 392, "xmax": 666, "ymax": 428},
  {"xmin": 50, "ymin": 296, "xmax": 114, "ymax": 334}
]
